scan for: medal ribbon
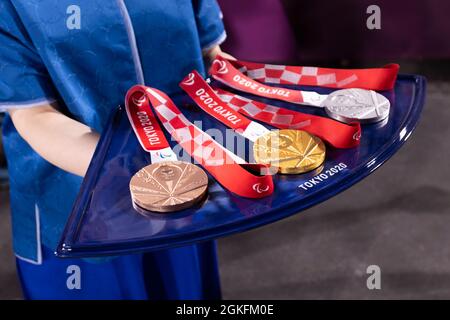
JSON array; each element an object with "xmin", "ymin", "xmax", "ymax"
[
  {"xmin": 209, "ymin": 56, "xmax": 399, "ymax": 107},
  {"xmin": 180, "ymin": 71, "xmax": 271, "ymax": 142},
  {"xmin": 210, "ymin": 57, "xmax": 326, "ymax": 106},
  {"xmin": 212, "ymin": 55, "xmax": 399, "ymax": 91},
  {"xmin": 126, "ymin": 85, "xmax": 274, "ymax": 199},
  {"xmin": 180, "ymin": 71, "xmax": 361, "ymax": 149},
  {"xmin": 125, "ymin": 88, "xmax": 178, "ymax": 163},
  {"xmin": 215, "ymin": 88, "xmax": 361, "ymax": 148}
]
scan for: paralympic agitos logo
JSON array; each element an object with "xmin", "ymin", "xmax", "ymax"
[
  {"xmin": 213, "ymin": 59, "xmax": 229, "ymax": 74},
  {"xmin": 156, "ymin": 151, "xmax": 173, "ymax": 159},
  {"xmin": 132, "ymin": 93, "xmax": 146, "ymax": 106},
  {"xmin": 253, "ymin": 183, "xmax": 270, "ymax": 194},
  {"xmin": 182, "ymin": 73, "xmax": 195, "ymax": 86}
]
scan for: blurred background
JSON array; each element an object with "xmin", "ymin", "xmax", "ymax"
[{"xmin": 1, "ymin": 0, "xmax": 450, "ymax": 299}]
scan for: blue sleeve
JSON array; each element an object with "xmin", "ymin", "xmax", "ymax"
[
  {"xmin": 0, "ymin": 1, "xmax": 56, "ymax": 112},
  {"xmin": 193, "ymin": 0, "xmax": 226, "ymax": 52}
]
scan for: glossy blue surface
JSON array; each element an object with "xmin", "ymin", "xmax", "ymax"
[{"xmin": 57, "ymin": 74, "xmax": 426, "ymax": 257}]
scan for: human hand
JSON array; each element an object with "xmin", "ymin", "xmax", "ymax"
[{"xmin": 204, "ymin": 45, "xmax": 236, "ymax": 62}]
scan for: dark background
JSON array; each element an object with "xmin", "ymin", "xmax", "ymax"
[
  {"xmin": 1, "ymin": 0, "xmax": 450, "ymax": 299},
  {"xmin": 221, "ymin": 0, "xmax": 450, "ymax": 63}
]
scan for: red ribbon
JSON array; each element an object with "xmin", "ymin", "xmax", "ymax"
[
  {"xmin": 213, "ymin": 55, "xmax": 399, "ymax": 91},
  {"xmin": 180, "ymin": 71, "xmax": 252, "ymax": 132},
  {"xmin": 126, "ymin": 85, "xmax": 274, "ymax": 199},
  {"xmin": 125, "ymin": 89, "xmax": 170, "ymax": 152},
  {"xmin": 215, "ymin": 88, "xmax": 361, "ymax": 149},
  {"xmin": 180, "ymin": 70, "xmax": 361, "ymax": 149}
]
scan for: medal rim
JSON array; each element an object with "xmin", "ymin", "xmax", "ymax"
[
  {"xmin": 322, "ymin": 88, "xmax": 390, "ymax": 124},
  {"xmin": 253, "ymin": 129, "xmax": 326, "ymax": 175},
  {"xmin": 129, "ymin": 161, "xmax": 208, "ymax": 213}
]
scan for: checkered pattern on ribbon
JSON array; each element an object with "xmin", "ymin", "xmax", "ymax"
[
  {"xmin": 144, "ymin": 88, "xmax": 244, "ymax": 167},
  {"xmin": 224, "ymin": 57, "xmax": 399, "ymax": 90},
  {"xmin": 126, "ymin": 85, "xmax": 275, "ymax": 198},
  {"xmin": 215, "ymin": 88, "xmax": 361, "ymax": 149},
  {"xmin": 236, "ymin": 64, "xmax": 358, "ymax": 88},
  {"xmin": 216, "ymin": 89, "xmax": 312, "ymax": 130}
]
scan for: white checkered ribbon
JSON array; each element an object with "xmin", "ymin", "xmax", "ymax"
[
  {"xmin": 214, "ymin": 88, "xmax": 361, "ymax": 149},
  {"xmin": 126, "ymin": 85, "xmax": 274, "ymax": 198},
  {"xmin": 215, "ymin": 55, "xmax": 399, "ymax": 91}
]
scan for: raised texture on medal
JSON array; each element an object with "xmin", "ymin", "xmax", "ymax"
[
  {"xmin": 253, "ymin": 129, "xmax": 326, "ymax": 174},
  {"xmin": 129, "ymin": 161, "xmax": 208, "ymax": 213},
  {"xmin": 323, "ymin": 88, "xmax": 390, "ymax": 124}
]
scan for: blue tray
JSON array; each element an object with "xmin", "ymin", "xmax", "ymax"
[{"xmin": 57, "ymin": 74, "xmax": 426, "ymax": 257}]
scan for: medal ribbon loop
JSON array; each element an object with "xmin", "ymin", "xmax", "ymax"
[
  {"xmin": 126, "ymin": 85, "xmax": 274, "ymax": 198},
  {"xmin": 216, "ymin": 88, "xmax": 361, "ymax": 149},
  {"xmin": 210, "ymin": 57, "xmax": 324, "ymax": 106},
  {"xmin": 180, "ymin": 71, "xmax": 361, "ymax": 149},
  {"xmin": 211, "ymin": 55, "xmax": 399, "ymax": 91},
  {"xmin": 180, "ymin": 71, "xmax": 271, "ymax": 142}
]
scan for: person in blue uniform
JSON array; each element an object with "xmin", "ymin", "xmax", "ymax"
[{"xmin": 0, "ymin": 0, "xmax": 232, "ymax": 299}]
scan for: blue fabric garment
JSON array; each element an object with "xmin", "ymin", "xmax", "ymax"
[
  {"xmin": 0, "ymin": 0, "xmax": 225, "ymax": 262},
  {"xmin": 17, "ymin": 242, "xmax": 221, "ymax": 300}
]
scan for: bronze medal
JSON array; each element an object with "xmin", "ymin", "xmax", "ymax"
[{"xmin": 130, "ymin": 161, "xmax": 208, "ymax": 213}]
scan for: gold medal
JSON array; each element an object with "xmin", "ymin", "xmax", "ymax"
[{"xmin": 253, "ymin": 129, "xmax": 326, "ymax": 174}]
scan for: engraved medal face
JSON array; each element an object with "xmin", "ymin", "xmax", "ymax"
[
  {"xmin": 323, "ymin": 88, "xmax": 390, "ymax": 124},
  {"xmin": 130, "ymin": 161, "xmax": 208, "ymax": 213},
  {"xmin": 253, "ymin": 129, "xmax": 326, "ymax": 174}
]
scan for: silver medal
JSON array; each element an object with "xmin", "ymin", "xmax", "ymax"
[{"xmin": 321, "ymin": 88, "xmax": 390, "ymax": 124}]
